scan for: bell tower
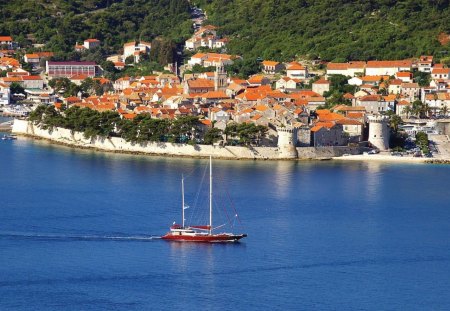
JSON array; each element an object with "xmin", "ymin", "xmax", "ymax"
[{"xmin": 214, "ymin": 60, "xmax": 227, "ymax": 91}]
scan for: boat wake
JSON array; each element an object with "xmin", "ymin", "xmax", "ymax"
[{"xmin": 0, "ymin": 232, "xmax": 161, "ymax": 242}]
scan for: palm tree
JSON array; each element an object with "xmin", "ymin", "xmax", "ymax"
[
  {"xmin": 402, "ymin": 105, "xmax": 413, "ymax": 118},
  {"xmin": 420, "ymin": 103, "xmax": 431, "ymax": 118},
  {"xmin": 389, "ymin": 114, "xmax": 403, "ymax": 133},
  {"xmin": 440, "ymin": 105, "xmax": 449, "ymax": 117}
]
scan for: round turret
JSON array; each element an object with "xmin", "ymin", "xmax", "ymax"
[
  {"xmin": 277, "ymin": 126, "xmax": 298, "ymax": 158},
  {"xmin": 367, "ymin": 115, "xmax": 390, "ymax": 150}
]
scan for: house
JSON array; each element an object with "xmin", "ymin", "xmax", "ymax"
[
  {"xmin": 388, "ymin": 79, "xmax": 403, "ymax": 95},
  {"xmin": 0, "ymin": 82, "xmax": 10, "ymax": 105},
  {"xmin": 275, "ymin": 77, "xmax": 301, "ymax": 91},
  {"xmin": 0, "ymin": 57, "xmax": 20, "ymax": 70},
  {"xmin": 123, "ymin": 41, "xmax": 151, "ymax": 62},
  {"xmin": 210, "ymin": 109, "xmax": 230, "ymax": 122},
  {"xmin": 185, "ymin": 37, "xmax": 202, "ymax": 50},
  {"xmin": 431, "ymin": 68, "xmax": 450, "ymax": 80},
  {"xmin": 365, "ymin": 60, "xmax": 413, "ymax": 76},
  {"xmin": 24, "ymin": 54, "xmax": 40, "ymax": 67},
  {"xmin": 401, "ymin": 82, "xmax": 420, "ymax": 101},
  {"xmin": 348, "ymin": 77, "xmax": 363, "ymax": 86},
  {"xmin": 25, "ymin": 52, "xmax": 53, "ymax": 68},
  {"xmin": 74, "ymin": 43, "xmax": 85, "ymax": 52},
  {"xmin": 0, "ymin": 36, "xmax": 17, "ymax": 50},
  {"xmin": 21, "ymin": 76, "xmax": 44, "ymax": 89},
  {"xmin": 286, "ymin": 62, "xmax": 308, "ymax": 79},
  {"xmin": 188, "ymin": 53, "xmax": 236, "ymax": 68},
  {"xmin": 396, "ymin": 100, "xmax": 411, "ymax": 118},
  {"xmin": 46, "ymin": 61, "xmax": 97, "ymax": 78},
  {"xmin": 396, "ymin": 71, "xmax": 413, "ymax": 83},
  {"xmin": 336, "ymin": 118, "xmax": 364, "ymax": 141},
  {"xmin": 425, "ymin": 93, "xmax": 450, "ymax": 114},
  {"xmin": 226, "ymin": 82, "xmax": 245, "ymax": 98},
  {"xmin": 84, "ymin": 39, "xmax": 100, "ymax": 49},
  {"xmin": 312, "ymin": 79, "xmax": 330, "ymax": 95},
  {"xmin": 417, "ymin": 56, "xmax": 433, "ymax": 73},
  {"xmin": 114, "ymin": 77, "xmax": 133, "ymax": 91},
  {"xmin": 262, "ymin": 61, "xmax": 284, "ymax": 74},
  {"xmin": 113, "ymin": 62, "xmax": 125, "ymax": 70},
  {"xmin": 311, "ymin": 122, "xmax": 346, "ymax": 147},
  {"xmin": 360, "ymin": 75, "xmax": 388, "ymax": 86},
  {"xmin": 356, "ymin": 94, "xmax": 393, "ymax": 114},
  {"xmin": 326, "ymin": 61, "xmax": 366, "ymax": 77},
  {"xmin": 247, "ymin": 75, "xmax": 271, "ymax": 86},
  {"xmin": 184, "ymin": 78, "xmax": 215, "ymax": 94}
]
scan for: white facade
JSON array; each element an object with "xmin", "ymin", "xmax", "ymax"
[
  {"xmin": 277, "ymin": 126, "xmax": 298, "ymax": 158},
  {"xmin": 123, "ymin": 41, "xmax": 151, "ymax": 62},
  {"xmin": 0, "ymin": 83, "xmax": 10, "ymax": 105},
  {"xmin": 368, "ymin": 115, "xmax": 390, "ymax": 150}
]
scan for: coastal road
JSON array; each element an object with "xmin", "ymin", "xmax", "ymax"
[{"xmin": 429, "ymin": 134, "xmax": 450, "ymax": 159}]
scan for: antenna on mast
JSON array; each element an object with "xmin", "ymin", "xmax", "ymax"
[{"xmin": 209, "ymin": 155, "xmax": 212, "ymax": 235}]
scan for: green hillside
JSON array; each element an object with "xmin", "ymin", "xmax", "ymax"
[
  {"xmin": 194, "ymin": 0, "xmax": 450, "ymax": 61},
  {"xmin": 0, "ymin": 0, "xmax": 192, "ymax": 55}
]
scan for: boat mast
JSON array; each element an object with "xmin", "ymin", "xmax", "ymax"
[
  {"xmin": 182, "ymin": 174, "xmax": 185, "ymax": 228},
  {"xmin": 209, "ymin": 156, "xmax": 212, "ymax": 235}
]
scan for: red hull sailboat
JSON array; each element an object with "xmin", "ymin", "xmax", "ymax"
[{"xmin": 161, "ymin": 157, "xmax": 247, "ymax": 243}]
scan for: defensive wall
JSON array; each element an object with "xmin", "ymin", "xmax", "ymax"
[{"xmin": 12, "ymin": 120, "xmax": 364, "ymax": 160}]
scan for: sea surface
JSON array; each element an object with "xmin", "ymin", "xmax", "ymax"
[{"xmin": 1, "ymin": 135, "xmax": 450, "ymax": 310}]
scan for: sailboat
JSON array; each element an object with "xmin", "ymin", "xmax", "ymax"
[{"xmin": 161, "ymin": 156, "xmax": 247, "ymax": 242}]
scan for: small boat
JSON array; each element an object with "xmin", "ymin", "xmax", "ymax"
[
  {"xmin": 2, "ymin": 134, "xmax": 17, "ymax": 140},
  {"xmin": 162, "ymin": 156, "xmax": 247, "ymax": 243}
]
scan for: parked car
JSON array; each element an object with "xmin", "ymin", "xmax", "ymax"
[{"xmin": 391, "ymin": 152, "xmax": 403, "ymax": 157}]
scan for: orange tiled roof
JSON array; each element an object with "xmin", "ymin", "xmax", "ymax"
[
  {"xmin": 262, "ymin": 60, "xmax": 279, "ymax": 66},
  {"xmin": 366, "ymin": 60, "xmax": 412, "ymax": 68}
]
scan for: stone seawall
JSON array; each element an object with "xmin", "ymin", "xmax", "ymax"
[{"xmin": 12, "ymin": 120, "xmax": 364, "ymax": 160}]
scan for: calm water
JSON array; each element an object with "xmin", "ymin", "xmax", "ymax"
[{"xmin": 1, "ymin": 136, "xmax": 450, "ymax": 310}]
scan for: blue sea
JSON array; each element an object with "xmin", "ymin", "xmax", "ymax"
[{"xmin": 1, "ymin": 135, "xmax": 450, "ymax": 310}]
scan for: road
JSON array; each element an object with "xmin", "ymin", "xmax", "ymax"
[{"xmin": 429, "ymin": 134, "xmax": 450, "ymax": 159}]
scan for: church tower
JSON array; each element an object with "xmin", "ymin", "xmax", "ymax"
[{"xmin": 214, "ymin": 60, "xmax": 227, "ymax": 91}]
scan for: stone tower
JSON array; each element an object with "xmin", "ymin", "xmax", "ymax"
[
  {"xmin": 277, "ymin": 126, "xmax": 298, "ymax": 158},
  {"xmin": 214, "ymin": 61, "xmax": 227, "ymax": 91},
  {"xmin": 367, "ymin": 115, "xmax": 390, "ymax": 150}
]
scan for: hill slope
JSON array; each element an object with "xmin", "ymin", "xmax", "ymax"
[
  {"xmin": 194, "ymin": 0, "xmax": 450, "ymax": 61},
  {"xmin": 0, "ymin": 0, "xmax": 192, "ymax": 55}
]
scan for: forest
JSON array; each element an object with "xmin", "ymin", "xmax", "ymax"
[
  {"xmin": 2, "ymin": 1, "xmax": 450, "ymax": 65},
  {"xmin": 0, "ymin": 0, "xmax": 192, "ymax": 58},
  {"xmin": 193, "ymin": 0, "xmax": 450, "ymax": 62}
]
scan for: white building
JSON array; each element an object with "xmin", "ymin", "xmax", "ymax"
[
  {"xmin": 83, "ymin": 39, "xmax": 100, "ymax": 49},
  {"xmin": 286, "ymin": 62, "xmax": 308, "ymax": 79},
  {"xmin": 417, "ymin": 56, "xmax": 433, "ymax": 73},
  {"xmin": 326, "ymin": 62, "xmax": 366, "ymax": 77},
  {"xmin": 365, "ymin": 60, "xmax": 413, "ymax": 76},
  {"xmin": 0, "ymin": 82, "xmax": 10, "ymax": 105},
  {"xmin": 123, "ymin": 41, "xmax": 151, "ymax": 63}
]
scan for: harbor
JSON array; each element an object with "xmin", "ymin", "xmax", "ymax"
[{"xmin": 1, "ymin": 137, "xmax": 450, "ymax": 310}]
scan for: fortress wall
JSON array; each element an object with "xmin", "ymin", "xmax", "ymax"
[{"xmin": 13, "ymin": 120, "xmax": 363, "ymax": 160}]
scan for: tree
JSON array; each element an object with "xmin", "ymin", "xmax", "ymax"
[
  {"xmin": 224, "ymin": 122, "xmax": 238, "ymax": 143},
  {"xmin": 9, "ymin": 82, "xmax": 25, "ymax": 95},
  {"xmin": 125, "ymin": 55, "xmax": 135, "ymax": 65},
  {"xmin": 440, "ymin": 105, "xmax": 448, "ymax": 117},
  {"xmin": 389, "ymin": 114, "xmax": 403, "ymax": 133},
  {"xmin": 402, "ymin": 105, "xmax": 413, "ymax": 119},
  {"xmin": 49, "ymin": 78, "xmax": 80, "ymax": 97},
  {"xmin": 203, "ymin": 128, "xmax": 222, "ymax": 145}
]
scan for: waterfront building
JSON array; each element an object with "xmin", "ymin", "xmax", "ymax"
[{"xmin": 46, "ymin": 61, "xmax": 97, "ymax": 78}]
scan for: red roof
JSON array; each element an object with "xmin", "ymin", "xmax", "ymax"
[
  {"xmin": 47, "ymin": 61, "xmax": 96, "ymax": 66},
  {"xmin": 0, "ymin": 36, "xmax": 13, "ymax": 41}
]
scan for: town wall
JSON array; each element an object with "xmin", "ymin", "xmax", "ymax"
[{"xmin": 12, "ymin": 120, "xmax": 363, "ymax": 160}]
